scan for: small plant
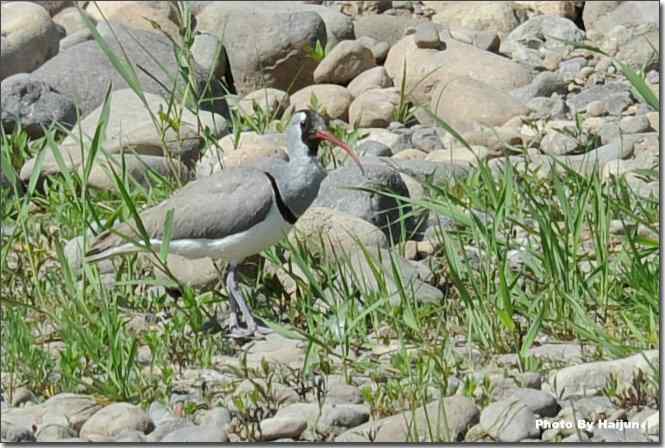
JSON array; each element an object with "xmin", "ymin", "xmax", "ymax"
[{"xmin": 305, "ymin": 39, "xmax": 327, "ymax": 63}]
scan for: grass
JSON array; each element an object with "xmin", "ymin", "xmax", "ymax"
[{"xmin": 0, "ymin": 1, "xmax": 660, "ymax": 442}]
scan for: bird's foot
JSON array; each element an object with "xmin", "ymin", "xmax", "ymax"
[{"xmin": 227, "ymin": 314, "xmax": 273, "ymax": 339}]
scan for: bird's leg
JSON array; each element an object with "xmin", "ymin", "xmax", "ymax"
[{"xmin": 225, "ymin": 263, "xmax": 272, "ymax": 338}]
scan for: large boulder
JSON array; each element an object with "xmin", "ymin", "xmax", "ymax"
[
  {"xmin": 313, "ymin": 40, "xmax": 375, "ymax": 85},
  {"xmin": 19, "ymin": 89, "xmax": 226, "ymax": 181},
  {"xmin": 312, "ymin": 163, "xmax": 414, "ymax": 241},
  {"xmin": 348, "ymin": 87, "xmax": 400, "ymax": 128},
  {"xmin": 384, "ymin": 35, "xmax": 532, "ymax": 107},
  {"xmin": 289, "ymin": 84, "xmax": 353, "ymax": 121},
  {"xmin": 429, "ymin": 76, "xmax": 528, "ymax": 133},
  {"xmin": 196, "ymin": 5, "xmax": 326, "ymax": 95},
  {"xmin": 30, "ymin": 22, "xmax": 226, "ymax": 116},
  {"xmin": 1, "ymin": 74, "xmax": 76, "ymax": 137},
  {"xmin": 1, "ymin": 1, "xmax": 62, "ymax": 80},
  {"xmin": 84, "ymin": 1, "xmax": 180, "ymax": 39}
]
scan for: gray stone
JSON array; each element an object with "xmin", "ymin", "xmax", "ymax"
[
  {"xmin": 507, "ymin": 389, "xmax": 560, "ymax": 418},
  {"xmin": 414, "ymin": 22, "xmax": 442, "ymax": 49},
  {"xmin": 10, "ymin": 387, "xmax": 37, "ymax": 407},
  {"xmin": 79, "ymin": 402, "xmax": 154, "ymax": 439},
  {"xmin": 145, "ymin": 417, "xmax": 190, "ymax": 442},
  {"xmin": 511, "ymin": 71, "xmax": 568, "ymax": 103},
  {"xmin": 349, "ymin": 87, "xmax": 400, "ymax": 128},
  {"xmin": 620, "ymin": 115, "xmax": 651, "ymax": 134},
  {"xmin": 317, "ymin": 404, "xmax": 370, "ymax": 435},
  {"xmin": 583, "ymin": 1, "xmax": 658, "ymax": 40},
  {"xmin": 500, "ymin": 16, "xmax": 584, "ymax": 67},
  {"xmin": 1, "ymin": 74, "xmax": 76, "ymax": 138},
  {"xmin": 326, "ymin": 383, "xmax": 362, "ymax": 405},
  {"xmin": 314, "ymin": 40, "xmax": 376, "ymax": 85},
  {"xmin": 359, "ymin": 157, "xmax": 470, "ymax": 185},
  {"xmin": 357, "ymin": 140, "xmax": 392, "ymax": 157},
  {"xmin": 586, "ymin": 100, "xmax": 607, "ymax": 117},
  {"xmin": 148, "ymin": 401, "xmax": 172, "ymax": 426},
  {"xmin": 347, "ymin": 66, "xmax": 393, "ymax": 98},
  {"xmin": 606, "ymin": 92, "xmax": 634, "ymax": 115},
  {"xmin": 289, "ymin": 84, "xmax": 353, "ymax": 121},
  {"xmin": 1, "ymin": 2, "xmax": 61, "ymax": 80},
  {"xmin": 1, "ymin": 420, "xmax": 35, "ymax": 442},
  {"xmin": 58, "ymin": 28, "xmax": 92, "ymax": 51},
  {"xmin": 312, "ymin": 163, "xmax": 413, "ymax": 240},
  {"xmin": 113, "ymin": 430, "xmax": 148, "ymax": 442},
  {"xmin": 196, "ymin": 4, "xmax": 328, "ymax": 95},
  {"xmin": 540, "ymin": 130, "xmax": 578, "ymax": 156},
  {"xmin": 551, "ymin": 350, "xmax": 658, "ymax": 399},
  {"xmin": 412, "ymin": 127, "xmax": 445, "ymax": 152},
  {"xmin": 161, "ymin": 424, "xmax": 228, "ymax": 442},
  {"xmin": 259, "ymin": 417, "xmax": 307, "ymax": 441},
  {"xmin": 31, "ymin": 22, "xmax": 226, "ymax": 117},
  {"xmin": 527, "ymin": 95, "xmax": 567, "ymax": 120},
  {"xmin": 566, "ymin": 81, "xmax": 632, "ymax": 113},
  {"xmin": 354, "ymin": 15, "xmax": 425, "ymax": 47},
  {"xmin": 2, "ymin": 393, "xmax": 101, "ymax": 433},
  {"xmin": 336, "ymin": 396, "xmax": 479, "ymax": 442},
  {"xmin": 191, "ymin": 32, "xmax": 227, "ymax": 80},
  {"xmin": 480, "ymin": 399, "xmax": 540, "ymax": 442},
  {"xmin": 592, "ymin": 426, "xmax": 649, "ymax": 442},
  {"xmin": 197, "ymin": 406, "xmax": 232, "ymax": 427}
]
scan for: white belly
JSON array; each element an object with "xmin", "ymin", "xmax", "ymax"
[{"xmin": 136, "ymin": 202, "xmax": 293, "ymax": 262}]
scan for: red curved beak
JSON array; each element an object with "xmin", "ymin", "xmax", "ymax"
[{"xmin": 314, "ymin": 130, "xmax": 366, "ymax": 176}]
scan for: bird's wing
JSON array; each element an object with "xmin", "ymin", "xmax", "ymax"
[{"xmin": 86, "ymin": 168, "xmax": 274, "ymax": 259}]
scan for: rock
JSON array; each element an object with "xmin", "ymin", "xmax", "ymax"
[
  {"xmin": 551, "ymin": 349, "xmax": 658, "ymax": 399},
  {"xmin": 58, "ymin": 28, "xmax": 91, "ymax": 51},
  {"xmin": 161, "ymin": 424, "xmax": 228, "ymax": 442},
  {"xmin": 1, "ymin": 420, "xmax": 35, "ymax": 442},
  {"xmin": 1, "ymin": 1, "xmax": 61, "ymax": 80},
  {"xmin": 1, "ymin": 393, "xmax": 101, "ymax": 433},
  {"xmin": 592, "ymin": 426, "xmax": 650, "ymax": 443},
  {"xmin": 646, "ymin": 112, "xmax": 659, "ymax": 132},
  {"xmin": 243, "ymin": 333, "xmax": 306, "ymax": 367},
  {"xmin": 356, "ymin": 36, "xmax": 390, "ymax": 64},
  {"xmin": 495, "ymin": 343, "xmax": 585, "ymax": 366},
  {"xmin": 428, "ymin": 1, "xmax": 524, "ymax": 37},
  {"xmin": 83, "ymin": 154, "xmax": 192, "ymax": 192},
  {"xmin": 35, "ymin": 423, "xmax": 76, "ymax": 442},
  {"xmin": 53, "ymin": 6, "xmax": 95, "ymax": 35},
  {"xmin": 348, "ymin": 87, "xmax": 400, "ymax": 128},
  {"xmin": 480, "ymin": 399, "xmax": 539, "ymax": 442},
  {"xmin": 586, "ymin": 100, "xmax": 607, "ymax": 117},
  {"xmin": 10, "ymin": 387, "xmax": 37, "ymax": 407},
  {"xmin": 357, "ymin": 140, "xmax": 392, "ymax": 157},
  {"xmin": 191, "ymin": 33, "xmax": 227, "ymax": 80},
  {"xmin": 196, "ymin": 4, "xmax": 327, "ymax": 95},
  {"xmin": 354, "ymin": 15, "xmax": 425, "ymax": 47},
  {"xmin": 514, "ymin": 1, "xmax": 582, "ymax": 20},
  {"xmin": 566, "ymin": 81, "xmax": 632, "ymax": 114},
  {"xmin": 620, "ymin": 115, "xmax": 651, "ymax": 134},
  {"xmin": 336, "ymin": 0, "xmax": 392, "ymax": 17},
  {"xmin": 79, "ymin": 403, "xmax": 154, "ymax": 439},
  {"xmin": 611, "ymin": 25, "xmax": 659, "ymax": 71},
  {"xmin": 347, "ymin": 66, "xmax": 392, "ymax": 98},
  {"xmin": 312, "ymin": 163, "xmax": 413, "ymax": 240},
  {"xmin": 641, "ymin": 411, "xmax": 659, "ymax": 436},
  {"xmin": 510, "ymin": 71, "xmax": 568, "ymax": 104},
  {"xmin": 290, "ymin": 207, "xmax": 388, "ymax": 255},
  {"xmin": 429, "ymin": 76, "xmax": 528, "ymax": 133},
  {"xmin": 197, "ymin": 407, "xmax": 232, "ymax": 428},
  {"xmin": 506, "ymin": 389, "xmax": 559, "ymax": 417},
  {"xmin": 20, "ymin": 89, "xmax": 224, "ymax": 181},
  {"xmin": 326, "ymin": 383, "xmax": 362, "ymax": 405},
  {"xmin": 158, "ymin": 254, "xmax": 219, "ymax": 289},
  {"xmin": 336, "ymin": 396, "xmax": 478, "ymax": 442},
  {"xmin": 500, "ymin": 16, "xmax": 584, "ymax": 67},
  {"xmin": 540, "ymin": 130, "xmax": 578, "ymax": 156},
  {"xmin": 145, "ymin": 418, "xmax": 190, "ymax": 442},
  {"xmin": 289, "ymin": 84, "xmax": 353, "ymax": 121},
  {"xmin": 317, "ymin": 404, "xmax": 370, "ymax": 435},
  {"xmin": 527, "ymin": 95, "xmax": 567, "ymax": 120},
  {"xmin": 357, "ymin": 128, "xmax": 409, "ymax": 152},
  {"xmin": 392, "ymin": 148, "xmax": 427, "ymax": 161},
  {"xmin": 30, "ymin": 22, "xmax": 224, "ymax": 117},
  {"xmin": 358, "ymin": 157, "xmax": 469, "ymax": 185},
  {"xmin": 85, "ymin": 1, "xmax": 179, "ymax": 38},
  {"xmin": 425, "ymin": 146, "xmax": 488, "ymax": 164},
  {"xmin": 583, "ymin": 1, "xmax": 659, "ymax": 40},
  {"xmin": 412, "ymin": 127, "xmax": 444, "ymax": 152},
  {"xmin": 314, "ymin": 40, "xmax": 375, "ymax": 85},
  {"xmin": 237, "ymin": 88, "xmax": 289, "ymax": 117},
  {"xmin": 414, "ymin": 22, "xmax": 442, "ymax": 49},
  {"xmin": 197, "ymin": 132, "xmax": 286, "ymax": 177},
  {"xmin": 260, "ymin": 417, "xmax": 307, "ymax": 441},
  {"xmin": 385, "ymin": 35, "xmax": 532, "ymax": 108}
]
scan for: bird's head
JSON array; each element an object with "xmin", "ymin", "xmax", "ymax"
[{"xmin": 288, "ymin": 110, "xmax": 365, "ymax": 175}]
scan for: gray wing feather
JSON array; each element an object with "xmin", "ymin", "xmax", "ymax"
[{"xmin": 87, "ymin": 168, "xmax": 273, "ymax": 257}]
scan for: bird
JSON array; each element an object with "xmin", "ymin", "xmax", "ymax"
[{"xmin": 85, "ymin": 110, "xmax": 364, "ymax": 338}]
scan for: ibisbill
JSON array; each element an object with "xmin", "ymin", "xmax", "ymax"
[{"xmin": 85, "ymin": 110, "xmax": 365, "ymax": 338}]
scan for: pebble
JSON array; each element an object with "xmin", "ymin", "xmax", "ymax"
[
  {"xmin": 414, "ymin": 22, "xmax": 442, "ymax": 50},
  {"xmin": 161, "ymin": 424, "xmax": 229, "ymax": 443},
  {"xmin": 586, "ymin": 100, "xmax": 607, "ymax": 117},
  {"xmin": 620, "ymin": 115, "xmax": 651, "ymax": 134}
]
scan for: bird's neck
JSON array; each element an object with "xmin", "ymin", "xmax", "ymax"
[{"xmin": 275, "ymin": 153, "xmax": 326, "ymax": 218}]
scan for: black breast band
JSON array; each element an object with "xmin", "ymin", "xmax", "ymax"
[{"xmin": 264, "ymin": 172, "xmax": 298, "ymax": 225}]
